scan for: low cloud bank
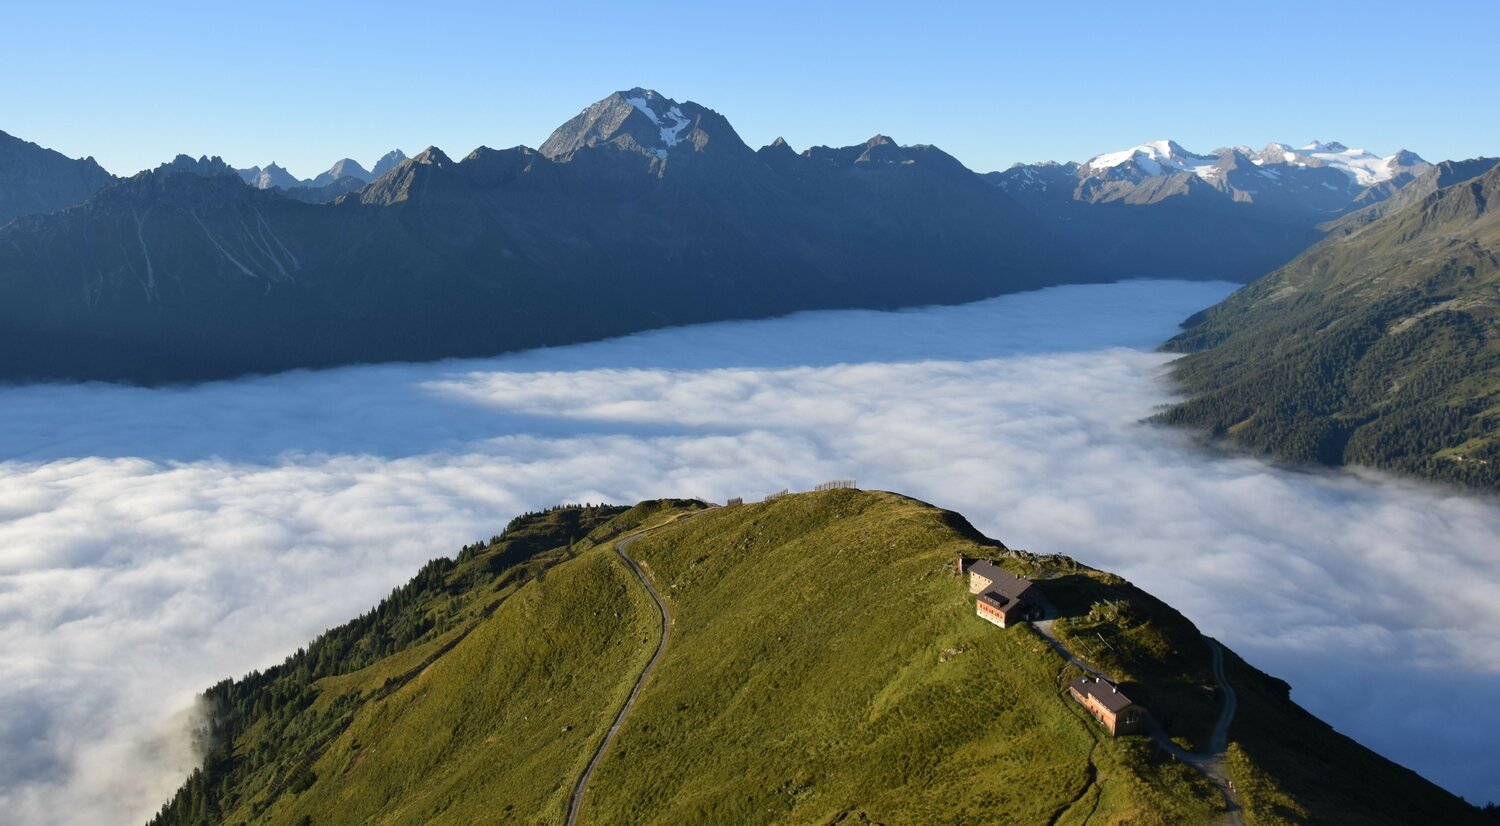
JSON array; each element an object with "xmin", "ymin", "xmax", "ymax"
[{"xmin": 2, "ymin": 279, "xmax": 1498, "ymax": 823}]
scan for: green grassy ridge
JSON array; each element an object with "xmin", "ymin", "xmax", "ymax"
[
  {"xmin": 1158, "ymin": 162, "xmax": 1500, "ymax": 489},
  {"xmin": 581, "ymin": 489, "xmax": 1223, "ymax": 824},
  {"xmin": 149, "ymin": 491, "xmax": 1485, "ymax": 824}
]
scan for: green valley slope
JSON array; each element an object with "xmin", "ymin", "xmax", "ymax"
[
  {"xmin": 148, "ymin": 491, "xmax": 1485, "ymax": 825},
  {"xmin": 1160, "ymin": 161, "xmax": 1500, "ymax": 489}
]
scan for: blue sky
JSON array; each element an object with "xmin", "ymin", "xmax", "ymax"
[{"xmin": 4, "ymin": 0, "xmax": 1496, "ymax": 178}]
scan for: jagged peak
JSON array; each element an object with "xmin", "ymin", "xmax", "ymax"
[
  {"xmin": 412, "ymin": 146, "xmax": 451, "ymax": 166},
  {"xmin": 157, "ymin": 154, "xmax": 236, "ymax": 178},
  {"xmin": 325, "ymin": 158, "xmax": 370, "ymax": 179},
  {"xmin": 760, "ymin": 137, "xmax": 798, "ymax": 158},
  {"xmin": 371, "ymin": 149, "xmax": 409, "ymax": 177}
]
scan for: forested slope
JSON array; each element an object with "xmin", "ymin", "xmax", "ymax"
[{"xmin": 1160, "ymin": 162, "xmax": 1500, "ymax": 489}]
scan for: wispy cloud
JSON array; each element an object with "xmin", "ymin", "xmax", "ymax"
[{"xmin": 2, "ymin": 280, "xmax": 1497, "ymax": 823}]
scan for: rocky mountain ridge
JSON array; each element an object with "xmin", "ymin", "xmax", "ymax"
[{"xmin": 0, "ymin": 129, "xmax": 115, "ymax": 226}]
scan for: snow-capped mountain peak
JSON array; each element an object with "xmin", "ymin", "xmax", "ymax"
[
  {"xmin": 540, "ymin": 87, "xmax": 750, "ymax": 164},
  {"xmin": 1251, "ymin": 141, "xmax": 1427, "ymax": 186},
  {"xmin": 1083, "ymin": 139, "xmax": 1222, "ymax": 180}
]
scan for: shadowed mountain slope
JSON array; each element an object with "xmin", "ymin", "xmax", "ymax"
[
  {"xmin": 0, "ymin": 129, "xmax": 114, "ymax": 226},
  {"xmin": 0, "ymin": 90, "xmax": 1080, "ymax": 384}
]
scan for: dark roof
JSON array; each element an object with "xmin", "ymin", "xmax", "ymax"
[
  {"xmin": 968, "ymin": 560, "xmax": 1035, "ymax": 602},
  {"xmin": 1069, "ymin": 676, "xmax": 1140, "ymax": 713},
  {"xmin": 977, "ymin": 591, "xmax": 1011, "ymax": 609}
]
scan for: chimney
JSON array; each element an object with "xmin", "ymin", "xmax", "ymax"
[{"xmin": 1111, "ymin": 686, "xmax": 1117, "ymax": 693}]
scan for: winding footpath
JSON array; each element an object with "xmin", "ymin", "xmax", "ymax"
[
  {"xmin": 1032, "ymin": 602, "xmax": 1244, "ymax": 824},
  {"xmin": 564, "ymin": 518, "xmax": 691, "ymax": 826}
]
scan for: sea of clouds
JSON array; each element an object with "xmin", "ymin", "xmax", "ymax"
[{"xmin": 2, "ymin": 279, "xmax": 1499, "ymax": 824}]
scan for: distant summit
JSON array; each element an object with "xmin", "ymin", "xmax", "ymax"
[
  {"xmin": 1248, "ymin": 140, "xmax": 1428, "ymax": 186},
  {"xmin": 538, "ymin": 87, "xmax": 750, "ymax": 166},
  {"xmin": 371, "ymin": 149, "xmax": 408, "ymax": 177},
  {"xmin": 1081, "ymin": 139, "xmax": 1220, "ymax": 178},
  {"xmin": 235, "ymin": 150, "xmax": 406, "ymax": 190},
  {"xmin": 237, "ymin": 161, "xmax": 302, "ymax": 190},
  {"xmin": 310, "ymin": 158, "xmax": 372, "ymax": 187},
  {"xmin": 158, "ymin": 154, "xmax": 237, "ymax": 177}
]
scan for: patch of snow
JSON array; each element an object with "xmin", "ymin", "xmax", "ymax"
[
  {"xmin": 624, "ymin": 95, "xmax": 660, "ymax": 125},
  {"xmin": 660, "ymin": 105, "xmax": 691, "ymax": 147},
  {"xmin": 624, "ymin": 94, "xmax": 693, "ymax": 153},
  {"xmin": 1191, "ymin": 162, "xmax": 1221, "ymax": 180}
]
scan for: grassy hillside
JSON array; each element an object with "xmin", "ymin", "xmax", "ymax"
[
  {"xmin": 1159, "ymin": 162, "xmax": 1500, "ymax": 489},
  {"xmin": 149, "ymin": 491, "xmax": 1485, "ymax": 825},
  {"xmin": 147, "ymin": 500, "xmax": 701, "ymax": 825}
]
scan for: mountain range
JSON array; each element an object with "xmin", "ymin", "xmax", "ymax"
[
  {"xmin": 0, "ymin": 88, "xmax": 1451, "ymax": 383},
  {"xmin": 0, "ymin": 88, "xmax": 1075, "ymax": 382},
  {"xmin": 146, "ymin": 490, "xmax": 1489, "ymax": 824},
  {"xmin": 997, "ymin": 140, "xmax": 1428, "ymax": 209}
]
